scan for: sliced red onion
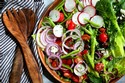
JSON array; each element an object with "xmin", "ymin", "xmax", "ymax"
[
  {"xmin": 62, "ymin": 46, "xmax": 68, "ymax": 54},
  {"xmin": 62, "ymin": 35, "xmax": 79, "ymax": 54},
  {"xmin": 62, "ymin": 35, "xmax": 79, "ymax": 49},
  {"xmin": 74, "ymin": 41, "xmax": 81, "ymax": 50},
  {"xmin": 40, "ymin": 29, "xmax": 48, "ymax": 46},
  {"xmin": 74, "ymin": 61, "xmax": 88, "ymax": 76},
  {"xmin": 62, "ymin": 35, "xmax": 84, "ymax": 54},
  {"xmin": 47, "ymin": 55, "xmax": 62, "ymax": 70},
  {"xmin": 45, "ymin": 43, "xmax": 61, "ymax": 56},
  {"xmin": 45, "ymin": 28, "xmax": 57, "ymax": 43},
  {"xmin": 62, "ymin": 29, "xmax": 81, "ymax": 41},
  {"xmin": 36, "ymin": 26, "xmax": 50, "ymax": 49},
  {"xmin": 36, "ymin": 26, "xmax": 57, "ymax": 50},
  {"xmin": 75, "ymin": 40, "xmax": 84, "ymax": 52}
]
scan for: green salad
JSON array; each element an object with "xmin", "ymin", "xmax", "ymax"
[{"xmin": 36, "ymin": 0, "xmax": 125, "ymax": 82}]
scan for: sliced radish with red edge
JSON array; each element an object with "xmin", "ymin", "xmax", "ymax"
[
  {"xmin": 92, "ymin": 0, "xmax": 100, "ymax": 6},
  {"xmin": 90, "ymin": 15, "xmax": 104, "ymax": 28},
  {"xmin": 83, "ymin": 5, "xmax": 96, "ymax": 17},
  {"xmin": 53, "ymin": 25, "xmax": 63, "ymax": 37},
  {"xmin": 65, "ymin": 0, "xmax": 76, "ymax": 12},
  {"xmin": 83, "ymin": 0, "xmax": 92, "ymax": 7},
  {"xmin": 72, "ymin": 12, "xmax": 81, "ymax": 25},
  {"xmin": 78, "ymin": 12, "xmax": 90, "ymax": 25},
  {"xmin": 77, "ymin": 0, "xmax": 84, "ymax": 12},
  {"xmin": 49, "ymin": 10, "xmax": 60, "ymax": 22}
]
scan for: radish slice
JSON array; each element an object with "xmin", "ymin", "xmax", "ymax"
[
  {"xmin": 83, "ymin": 0, "xmax": 92, "ymax": 7},
  {"xmin": 83, "ymin": 5, "xmax": 96, "ymax": 17},
  {"xmin": 72, "ymin": 12, "xmax": 81, "ymax": 25},
  {"xmin": 78, "ymin": 12, "xmax": 90, "ymax": 25},
  {"xmin": 65, "ymin": 0, "xmax": 76, "ymax": 12},
  {"xmin": 53, "ymin": 25, "xmax": 63, "ymax": 37},
  {"xmin": 49, "ymin": 10, "xmax": 60, "ymax": 22},
  {"xmin": 92, "ymin": 0, "xmax": 100, "ymax": 6},
  {"xmin": 90, "ymin": 15, "xmax": 104, "ymax": 28},
  {"xmin": 78, "ymin": 0, "xmax": 84, "ymax": 11}
]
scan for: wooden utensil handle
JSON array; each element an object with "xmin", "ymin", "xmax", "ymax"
[
  {"xmin": 20, "ymin": 42, "xmax": 43, "ymax": 83},
  {"xmin": 9, "ymin": 46, "xmax": 23, "ymax": 83}
]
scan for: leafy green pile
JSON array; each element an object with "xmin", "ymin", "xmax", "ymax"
[{"xmin": 90, "ymin": 0, "xmax": 125, "ymax": 82}]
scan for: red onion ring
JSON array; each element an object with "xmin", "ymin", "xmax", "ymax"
[
  {"xmin": 47, "ymin": 55, "xmax": 62, "ymax": 70},
  {"xmin": 45, "ymin": 43, "xmax": 61, "ymax": 56},
  {"xmin": 45, "ymin": 28, "xmax": 57, "ymax": 43},
  {"xmin": 40, "ymin": 29, "xmax": 48, "ymax": 46},
  {"xmin": 36, "ymin": 26, "xmax": 50, "ymax": 49},
  {"xmin": 62, "ymin": 29, "xmax": 81, "ymax": 41},
  {"xmin": 62, "ymin": 35, "xmax": 79, "ymax": 49},
  {"xmin": 73, "ymin": 40, "xmax": 84, "ymax": 52},
  {"xmin": 62, "ymin": 35, "xmax": 84, "ymax": 54}
]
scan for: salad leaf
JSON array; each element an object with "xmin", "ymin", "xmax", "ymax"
[
  {"xmin": 96, "ymin": 0, "xmax": 125, "ymax": 57},
  {"xmin": 88, "ymin": 73, "xmax": 103, "ymax": 83},
  {"xmin": 114, "ymin": 57, "xmax": 125, "ymax": 77}
]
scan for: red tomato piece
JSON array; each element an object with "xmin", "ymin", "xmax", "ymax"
[
  {"xmin": 81, "ymin": 49, "xmax": 88, "ymax": 55},
  {"xmin": 99, "ymin": 33, "xmax": 108, "ymax": 43},
  {"xmin": 72, "ymin": 75, "xmax": 79, "ymax": 83},
  {"xmin": 66, "ymin": 59, "xmax": 72, "ymax": 66},
  {"xmin": 51, "ymin": 60, "xmax": 58, "ymax": 68},
  {"xmin": 95, "ymin": 63, "xmax": 104, "ymax": 72},
  {"xmin": 58, "ymin": 13, "xmax": 64, "ymax": 22},
  {"xmin": 66, "ymin": 19, "xmax": 72, "ymax": 28},
  {"xmin": 55, "ymin": 38, "xmax": 62, "ymax": 46},
  {"xmin": 63, "ymin": 72, "xmax": 72, "ymax": 78},
  {"xmin": 81, "ymin": 34, "xmax": 91, "ymax": 41},
  {"xmin": 99, "ymin": 27, "xmax": 106, "ymax": 33},
  {"xmin": 62, "ymin": 59, "xmax": 67, "ymax": 64},
  {"xmin": 82, "ymin": 74, "xmax": 88, "ymax": 80},
  {"xmin": 66, "ymin": 20, "xmax": 76, "ymax": 30}
]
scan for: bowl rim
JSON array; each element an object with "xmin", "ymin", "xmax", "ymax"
[{"xmin": 37, "ymin": 0, "xmax": 70, "ymax": 83}]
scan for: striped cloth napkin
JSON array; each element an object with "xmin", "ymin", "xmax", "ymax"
[{"xmin": 0, "ymin": 0, "xmax": 47, "ymax": 83}]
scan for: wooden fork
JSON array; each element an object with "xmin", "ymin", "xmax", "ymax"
[{"xmin": 2, "ymin": 9, "xmax": 43, "ymax": 83}]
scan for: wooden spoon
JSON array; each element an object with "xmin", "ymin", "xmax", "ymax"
[
  {"xmin": 9, "ymin": 8, "xmax": 36, "ymax": 83},
  {"xmin": 3, "ymin": 9, "xmax": 43, "ymax": 83}
]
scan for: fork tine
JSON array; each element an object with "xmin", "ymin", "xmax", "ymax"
[
  {"xmin": 3, "ymin": 12, "xmax": 13, "ymax": 30},
  {"xmin": 14, "ymin": 9, "xmax": 27, "ymax": 40},
  {"xmin": 7, "ymin": 10, "xmax": 18, "ymax": 27},
  {"xmin": 12, "ymin": 8, "xmax": 20, "ymax": 24}
]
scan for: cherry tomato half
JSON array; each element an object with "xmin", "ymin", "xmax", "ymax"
[
  {"xmin": 99, "ymin": 33, "xmax": 108, "ymax": 43},
  {"xmin": 95, "ymin": 63, "xmax": 104, "ymax": 72},
  {"xmin": 66, "ymin": 20, "xmax": 76, "ymax": 30},
  {"xmin": 58, "ymin": 13, "xmax": 64, "ymax": 22},
  {"xmin": 99, "ymin": 27, "xmax": 106, "ymax": 33}
]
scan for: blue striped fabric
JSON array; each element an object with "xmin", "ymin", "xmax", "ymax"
[{"xmin": 0, "ymin": 0, "xmax": 46, "ymax": 83}]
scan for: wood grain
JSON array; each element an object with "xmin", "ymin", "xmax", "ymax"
[
  {"xmin": 9, "ymin": 8, "xmax": 37, "ymax": 83},
  {"xmin": 9, "ymin": 47, "xmax": 23, "ymax": 83},
  {"xmin": 3, "ymin": 9, "xmax": 43, "ymax": 83}
]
